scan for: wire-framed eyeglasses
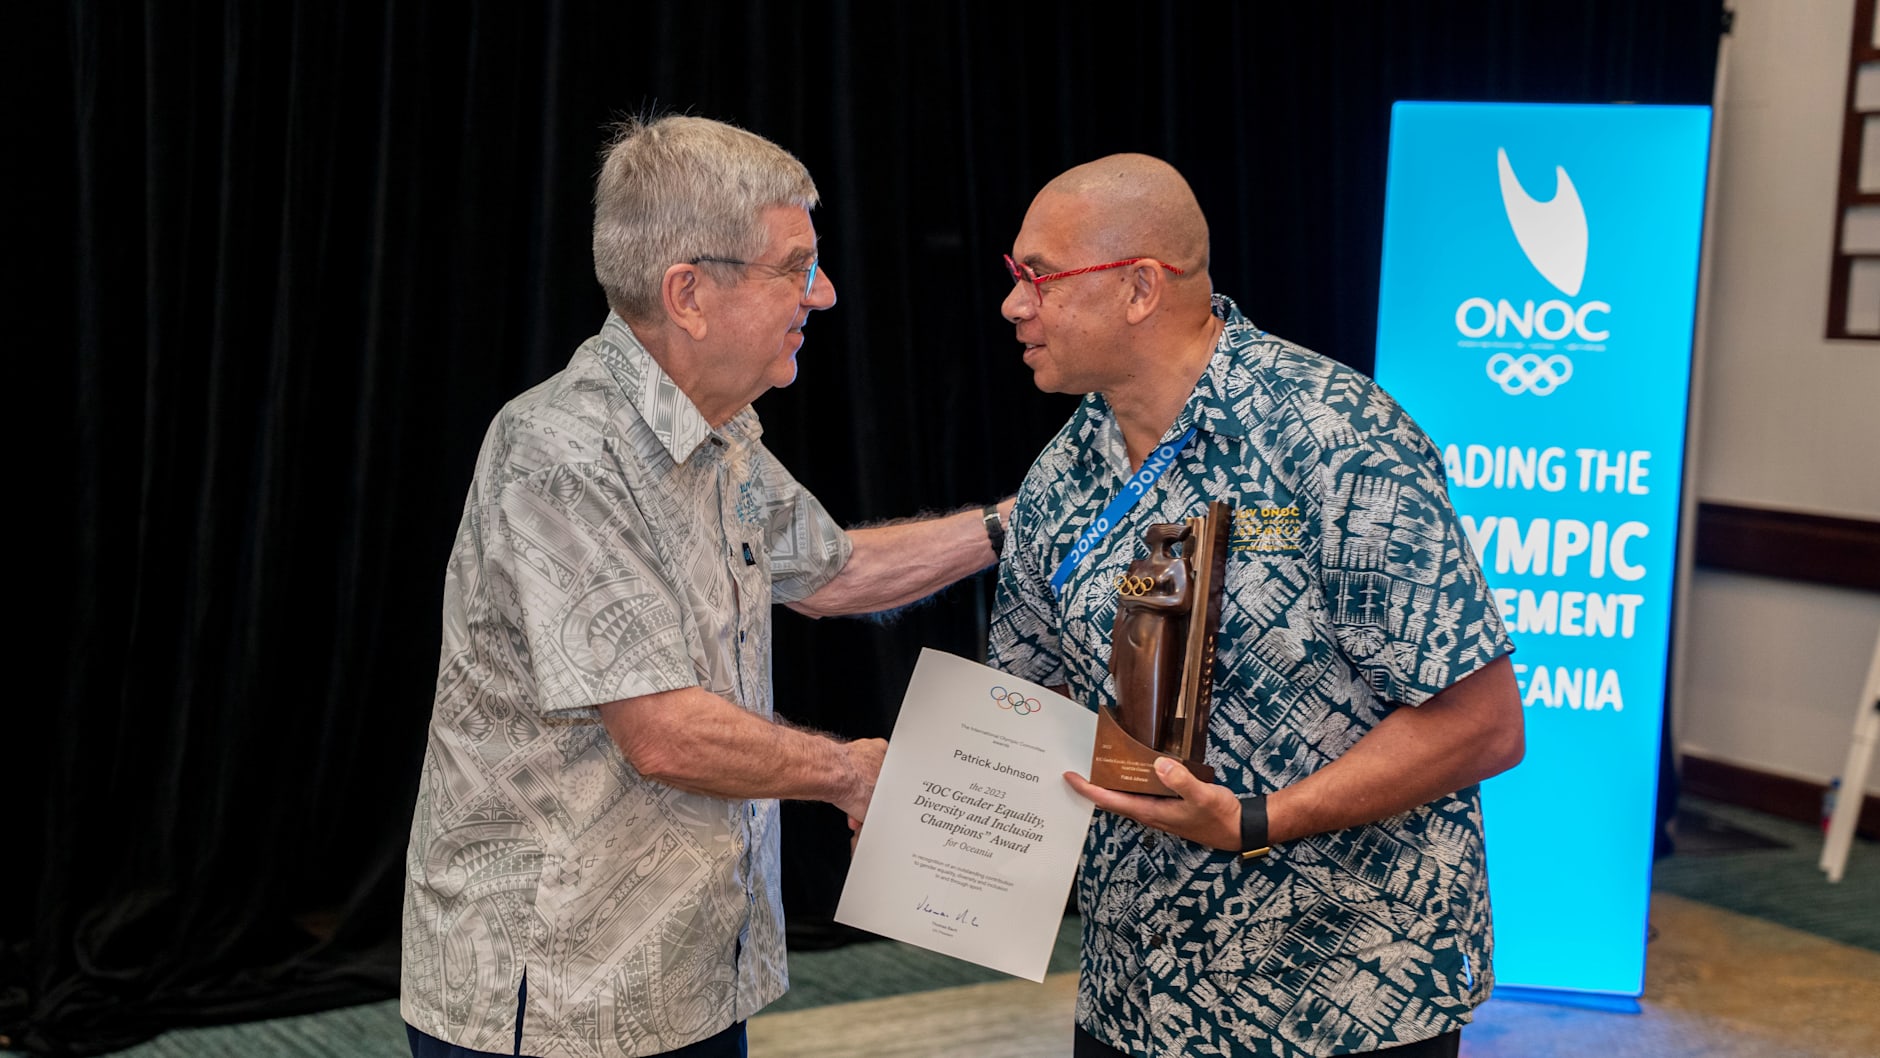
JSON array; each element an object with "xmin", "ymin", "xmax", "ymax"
[
  {"xmin": 1002, "ymin": 253, "xmax": 1184, "ymax": 305},
  {"xmin": 691, "ymin": 255, "xmax": 822, "ymax": 299}
]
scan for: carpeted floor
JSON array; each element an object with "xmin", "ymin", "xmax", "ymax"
[
  {"xmin": 766, "ymin": 915, "xmax": 1084, "ymax": 1014},
  {"xmin": 746, "ymin": 896, "xmax": 1880, "ymax": 1058},
  {"xmin": 1651, "ymin": 798, "xmax": 1878, "ymax": 951},
  {"xmin": 10, "ymin": 796, "xmax": 1875, "ymax": 1057}
]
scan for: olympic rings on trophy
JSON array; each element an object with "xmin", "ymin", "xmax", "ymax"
[
  {"xmin": 989, "ymin": 685, "xmax": 1042, "ymax": 715},
  {"xmin": 1116, "ymin": 574, "xmax": 1158, "ymax": 597},
  {"xmin": 1485, "ymin": 352, "xmax": 1574, "ymax": 396}
]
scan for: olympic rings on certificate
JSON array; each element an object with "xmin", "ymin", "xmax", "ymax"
[
  {"xmin": 1116, "ymin": 574, "xmax": 1158, "ymax": 597},
  {"xmin": 988, "ymin": 685, "xmax": 1042, "ymax": 715}
]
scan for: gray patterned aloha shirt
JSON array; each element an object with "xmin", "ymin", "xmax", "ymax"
[
  {"xmin": 989, "ymin": 296, "xmax": 1514, "ymax": 1058},
  {"xmin": 402, "ymin": 314, "xmax": 852, "ymax": 1058}
]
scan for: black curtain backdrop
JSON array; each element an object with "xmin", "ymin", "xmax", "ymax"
[{"xmin": 13, "ymin": 2, "xmax": 1721, "ymax": 1053}]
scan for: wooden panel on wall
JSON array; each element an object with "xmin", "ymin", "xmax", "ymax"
[
  {"xmin": 1682, "ymin": 752, "xmax": 1880, "ymax": 840},
  {"xmin": 1693, "ymin": 503, "xmax": 1880, "ymax": 592}
]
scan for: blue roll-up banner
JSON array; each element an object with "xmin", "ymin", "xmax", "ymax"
[{"xmin": 1374, "ymin": 102, "xmax": 1711, "ymax": 998}]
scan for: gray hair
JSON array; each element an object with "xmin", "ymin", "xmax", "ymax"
[{"xmin": 592, "ymin": 115, "xmax": 820, "ymax": 322}]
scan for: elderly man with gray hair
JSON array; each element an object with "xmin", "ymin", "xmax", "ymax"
[{"xmin": 401, "ymin": 115, "xmax": 1013, "ymax": 1058}]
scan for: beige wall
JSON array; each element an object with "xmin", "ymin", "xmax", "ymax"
[{"xmin": 1677, "ymin": 0, "xmax": 1880, "ymax": 794}]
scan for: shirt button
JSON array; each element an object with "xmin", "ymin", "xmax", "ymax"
[
  {"xmin": 1142, "ymin": 834, "xmax": 1158, "ymax": 851},
  {"xmin": 1150, "ymin": 932, "xmax": 1167, "ymax": 948}
]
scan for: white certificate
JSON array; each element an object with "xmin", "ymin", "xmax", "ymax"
[{"xmin": 835, "ymin": 648, "xmax": 1097, "ymax": 982}]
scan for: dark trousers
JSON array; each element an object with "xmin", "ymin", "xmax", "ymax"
[
  {"xmin": 1074, "ymin": 1024, "xmax": 1461, "ymax": 1058},
  {"xmin": 406, "ymin": 972, "xmax": 748, "ymax": 1058}
]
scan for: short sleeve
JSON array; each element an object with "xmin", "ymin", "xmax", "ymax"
[
  {"xmin": 750, "ymin": 443, "xmax": 853, "ymax": 604},
  {"xmin": 489, "ymin": 462, "xmax": 697, "ymax": 713},
  {"xmin": 987, "ymin": 489, "xmax": 1069, "ymax": 687},
  {"xmin": 1316, "ymin": 415, "xmax": 1513, "ymax": 706}
]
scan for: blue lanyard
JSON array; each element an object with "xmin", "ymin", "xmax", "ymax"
[{"xmin": 1048, "ymin": 425, "xmax": 1198, "ymax": 596}]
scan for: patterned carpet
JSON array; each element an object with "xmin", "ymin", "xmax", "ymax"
[
  {"xmin": 748, "ymin": 900, "xmax": 1880, "ymax": 1058},
  {"xmin": 10, "ymin": 798, "xmax": 1875, "ymax": 1057},
  {"xmin": 1650, "ymin": 798, "xmax": 1878, "ymax": 951}
]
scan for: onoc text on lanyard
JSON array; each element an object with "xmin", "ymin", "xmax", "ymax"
[{"xmin": 1047, "ymin": 425, "xmax": 1198, "ymax": 597}]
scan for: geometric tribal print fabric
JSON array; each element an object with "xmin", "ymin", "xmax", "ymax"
[
  {"xmin": 402, "ymin": 315, "xmax": 851, "ymax": 1057},
  {"xmin": 989, "ymin": 297, "xmax": 1514, "ymax": 1057}
]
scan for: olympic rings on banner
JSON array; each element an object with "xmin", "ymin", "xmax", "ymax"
[
  {"xmin": 988, "ymin": 685, "xmax": 1042, "ymax": 715},
  {"xmin": 1485, "ymin": 352, "xmax": 1574, "ymax": 396}
]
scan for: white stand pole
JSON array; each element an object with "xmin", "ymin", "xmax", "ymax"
[
  {"xmin": 1819, "ymin": 627, "xmax": 1880, "ymax": 883},
  {"xmin": 1668, "ymin": 8, "xmax": 1734, "ymax": 773}
]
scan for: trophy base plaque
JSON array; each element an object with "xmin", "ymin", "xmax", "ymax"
[{"xmin": 1089, "ymin": 704, "xmax": 1215, "ymax": 797}]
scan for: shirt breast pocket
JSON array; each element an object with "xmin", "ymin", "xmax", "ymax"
[
  {"xmin": 725, "ymin": 458, "xmax": 775, "ymax": 612},
  {"xmin": 730, "ymin": 536, "xmax": 772, "ymax": 618}
]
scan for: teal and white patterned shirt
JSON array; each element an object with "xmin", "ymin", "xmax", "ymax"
[
  {"xmin": 402, "ymin": 315, "xmax": 852, "ymax": 1057},
  {"xmin": 990, "ymin": 296, "xmax": 1513, "ymax": 1058}
]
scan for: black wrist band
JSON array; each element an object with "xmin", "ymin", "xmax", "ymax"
[
  {"xmin": 1238, "ymin": 795, "xmax": 1270, "ymax": 859},
  {"xmin": 981, "ymin": 503, "xmax": 1006, "ymax": 556}
]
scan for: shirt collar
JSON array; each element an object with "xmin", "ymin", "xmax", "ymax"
[
  {"xmin": 1178, "ymin": 294, "xmax": 1261, "ymax": 443},
  {"xmin": 592, "ymin": 313, "xmax": 760, "ymax": 463},
  {"xmin": 1076, "ymin": 294, "xmax": 1262, "ymax": 474}
]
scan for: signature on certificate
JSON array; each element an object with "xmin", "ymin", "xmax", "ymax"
[{"xmin": 915, "ymin": 893, "xmax": 981, "ymax": 928}]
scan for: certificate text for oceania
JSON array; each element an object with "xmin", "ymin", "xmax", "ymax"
[{"xmin": 952, "ymin": 749, "xmax": 1041, "ymax": 785}]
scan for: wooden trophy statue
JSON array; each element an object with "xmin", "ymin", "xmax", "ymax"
[{"xmin": 1090, "ymin": 501, "xmax": 1232, "ymax": 796}]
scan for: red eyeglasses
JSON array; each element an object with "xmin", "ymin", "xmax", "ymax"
[{"xmin": 1003, "ymin": 253, "xmax": 1184, "ymax": 305}]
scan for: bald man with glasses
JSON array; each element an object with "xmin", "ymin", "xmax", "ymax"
[{"xmin": 988, "ymin": 154, "xmax": 1524, "ymax": 1058}]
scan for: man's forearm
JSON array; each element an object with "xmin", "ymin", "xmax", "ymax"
[
  {"xmin": 599, "ymin": 686, "xmax": 885, "ymax": 819},
  {"xmin": 1065, "ymin": 656, "xmax": 1524, "ymax": 851},
  {"xmin": 1265, "ymin": 656, "xmax": 1524, "ymax": 843},
  {"xmin": 789, "ymin": 498, "xmax": 1015, "ymax": 618}
]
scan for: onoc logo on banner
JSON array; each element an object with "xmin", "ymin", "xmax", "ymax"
[{"xmin": 1455, "ymin": 148, "xmax": 1613, "ymax": 396}]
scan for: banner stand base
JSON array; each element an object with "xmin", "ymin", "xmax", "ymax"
[{"xmin": 1490, "ymin": 985, "xmax": 1642, "ymax": 1015}]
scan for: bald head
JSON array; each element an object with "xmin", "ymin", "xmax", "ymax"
[
  {"xmin": 1037, "ymin": 154, "xmax": 1209, "ymax": 275},
  {"xmin": 1002, "ymin": 153, "xmax": 1223, "ymax": 416}
]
